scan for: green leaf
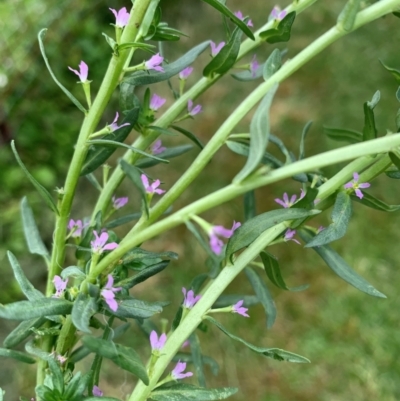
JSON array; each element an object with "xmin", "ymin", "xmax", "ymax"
[
  {"xmin": 71, "ymin": 293, "xmax": 98, "ymax": 334},
  {"xmin": 245, "ymin": 268, "xmax": 276, "ymax": 328},
  {"xmin": 226, "ymin": 208, "xmax": 320, "ymax": 262},
  {"xmin": 25, "ymin": 339, "xmax": 52, "ymax": 361},
  {"xmin": 263, "ymin": 49, "xmax": 282, "ymax": 81},
  {"xmin": 171, "ymin": 125, "xmax": 204, "ymax": 149},
  {"xmin": 3, "ymin": 317, "xmax": 46, "ymax": 348},
  {"xmin": 63, "ymin": 372, "xmax": 90, "ymax": 401},
  {"xmin": 0, "ymin": 348, "xmax": 36, "ymax": 364},
  {"xmin": 203, "ymin": 26, "xmax": 243, "ymax": 78},
  {"xmin": 386, "ymin": 169, "xmax": 400, "ymax": 179},
  {"xmin": 299, "ymin": 228, "xmax": 386, "ymax": 298},
  {"xmin": 244, "ymin": 191, "xmax": 256, "ymax": 221},
  {"xmin": 11, "ymin": 141, "xmax": 59, "ymax": 214},
  {"xmin": 337, "ymin": 0, "xmax": 362, "ymax": 31},
  {"xmin": 379, "ymin": 59, "xmax": 400, "ymax": 84},
  {"xmin": 362, "ymin": 90, "xmax": 380, "ymax": 141},
  {"xmin": 47, "ymin": 357, "xmax": 64, "ymax": 393},
  {"xmin": 200, "ymin": 0, "xmax": 255, "ymax": 40},
  {"xmin": 350, "ymin": 192, "xmax": 400, "ymax": 212},
  {"xmin": 324, "ymin": 126, "xmax": 362, "ymax": 144},
  {"xmin": 0, "ymin": 298, "xmax": 72, "ymax": 320},
  {"xmin": 108, "ymin": 298, "xmax": 163, "ymax": 319},
  {"xmin": 105, "ymin": 212, "xmax": 142, "ymax": 229},
  {"xmin": 86, "ymin": 173, "xmax": 103, "ymax": 192},
  {"xmin": 135, "ymin": 145, "xmax": 193, "ymax": 169},
  {"xmin": 60, "ymin": 266, "xmax": 86, "ymax": 280},
  {"xmin": 292, "ymin": 187, "xmax": 318, "ymax": 210},
  {"xmin": 299, "ymin": 121, "xmax": 313, "ymax": 160},
  {"xmin": 231, "ymin": 62, "xmax": 264, "ymax": 81},
  {"xmin": 80, "ymin": 108, "xmax": 140, "ymax": 176},
  {"xmin": 7, "ymin": 251, "xmax": 44, "ymax": 301},
  {"xmin": 81, "ymin": 336, "xmax": 149, "ymax": 384},
  {"xmin": 38, "ymin": 29, "xmax": 86, "ymax": 113},
  {"xmin": 138, "ymin": 0, "xmax": 160, "ymax": 38},
  {"xmin": 305, "ymin": 192, "xmax": 352, "ymax": 247},
  {"xmin": 259, "ymin": 12, "xmax": 296, "ymax": 44},
  {"xmin": 260, "ymin": 251, "xmax": 308, "ymax": 291},
  {"xmin": 189, "ymin": 333, "xmax": 206, "ymax": 387},
  {"xmin": 118, "ymin": 42, "xmax": 156, "ymax": 53},
  {"xmin": 389, "ymin": 151, "xmax": 400, "ymax": 170},
  {"xmin": 233, "ymin": 84, "xmax": 279, "ymax": 183},
  {"xmin": 205, "ymin": 316, "xmax": 310, "ymax": 363},
  {"xmin": 20, "ymin": 197, "xmax": 49, "ymax": 257},
  {"xmin": 150, "ymin": 383, "xmax": 238, "ymax": 401},
  {"xmin": 121, "ymin": 248, "xmax": 178, "ymax": 265},
  {"xmin": 151, "ymin": 24, "xmax": 187, "ymax": 41}
]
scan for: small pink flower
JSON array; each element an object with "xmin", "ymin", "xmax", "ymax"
[
  {"xmin": 112, "ymin": 196, "xmax": 128, "ymax": 209},
  {"xmin": 141, "ymin": 174, "xmax": 165, "ymax": 195},
  {"xmin": 149, "ymin": 94, "xmax": 166, "ymax": 111},
  {"xmin": 92, "ymin": 385, "xmax": 103, "ymax": 397},
  {"xmin": 53, "ymin": 276, "xmax": 68, "ymax": 298},
  {"xmin": 234, "ymin": 10, "xmax": 253, "ymax": 27},
  {"xmin": 68, "ymin": 219, "xmax": 87, "ymax": 238},
  {"xmin": 209, "ymin": 221, "xmax": 241, "ymax": 255},
  {"xmin": 210, "ymin": 41, "xmax": 225, "ymax": 57},
  {"xmin": 182, "ymin": 287, "xmax": 201, "ymax": 309},
  {"xmin": 101, "ymin": 274, "xmax": 122, "ymax": 312},
  {"xmin": 56, "ymin": 354, "xmax": 67, "ymax": 364},
  {"xmin": 250, "ymin": 55, "xmax": 259, "ymax": 77},
  {"xmin": 150, "ymin": 330, "xmax": 167, "ymax": 351},
  {"xmin": 145, "ymin": 53, "xmax": 164, "ymax": 72},
  {"xmin": 270, "ymin": 6, "xmax": 287, "ymax": 21},
  {"xmin": 179, "ymin": 66, "xmax": 194, "ymax": 80},
  {"xmin": 232, "ymin": 300, "xmax": 249, "ymax": 317},
  {"xmin": 171, "ymin": 361, "xmax": 193, "ymax": 380},
  {"xmin": 275, "ymin": 189, "xmax": 305, "ymax": 208},
  {"xmin": 284, "ymin": 229, "xmax": 300, "ymax": 245},
  {"xmin": 68, "ymin": 61, "xmax": 88, "ymax": 82},
  {"xmin": 91, "ymin": 231, "xmax": 118, "ymax": 254},
  {"xmin": 187, "ymin": 99, "xmax": 202, "ymax": 116},
  {"xmin": 108, "ymin": 112, "xmax": 130, "ymax": 132},
  {"xmin": 151, "ymin": 139, "xmax": 166, "ymax": 155},
  {"xmin": 344, "ymin": 172, "xmax": 371, "ymax": 199},
  {"xmin": 109, "ymin": 7, "xmax": 130, "ymax": 28}
]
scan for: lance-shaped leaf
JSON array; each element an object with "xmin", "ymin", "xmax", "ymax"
[
  {"xmin": 259, "ymin": 12, "xmax": 296, "ymax": 44},
  {"xmin": 299, "ymin": 121, "xmax": 313, "ymax": 160},
  {"xmin": 0, "ymin": 348, "xmax": 36, "ymax": 364},
  {"xmin": 263, "ymin": 48, "xmax": 282, "ymax": 81},
  {"xmin": 171, "ymin": 125, "xmax": 204, "ymax": 149},
  {"xmin": 205, "ymin": 316, "xmax": 310, "ymax": 363},
  {"xmin": 20, "ymin": 197, "xmax": 49, "ymax": 257},
  {"xmin": 121, "ymin": 248, "xmax": 178, "ymax": 265},
  {"xmin": 118, "ymin": 41, "xmax": 156, "ymax": 53},
  {"xmin": 324, "ymin": 126, "xmax": 362, "ymax": 144},
  {"xmin": 350, "ymin": 192, "xmax": 400, "ymax": 212},
  {"xmin": 48, "ymin": 357, "xmax": 64, "ymax": 393},
  {"xmin": 389, "ymin": 151, "xmax": 400, "ymax": 170},
  {"xmin": 63, "ymin": 372, "xmax": 90, "ymax": 401},
  {"xmin": 292, "ymin": 187, "xmax": 319, "ymax": 211},
  {"xmin": 260, "ymin": 251, "xmax": 308, "ymax": 291},
  {"xmin": 0, "ymin": 298, "xmax": 72, "ymax": 320},
  {"xmin": 135, "ymin": 145, "xmax": 193, "ymax": 169},
  {"xmin": 245, "ymin": 267, "xmax": 276, "ymax": 328},
  {"xmin": 362, "ymin": 90, "xmax": 380, "ymax": 141},
  {"xmin": 203, "ymin": 26, "xmax": 243, "ymax": 78},
  {"xmin": 38, "ymin": 29, "xmax": 86, "ymax": 113},
  {"xmin": 7, "ymin": 251, "xmax": 44, "ymax": 301},
  {"xmin": 11, "ymin": 141, "xmax": 59, "ymax": 214},
  {"xmin": 105, "ymin": 212, "xmax": 142, "ymax": 229},
  {"xmin": 305, "ymin": 192, "xmax": 352, "ymax": 248},
  {"xmin": 3, "ymin": 317, "xmax": 46, "ymax": 348},
  {"xmin": 244, "ymin": 190, "xmax": 256, "ymax": 221},
  {"xmin": 71, "ymin": 293, "xmax": 98, "ymax": 334},
  {"xmin": 81, "ymin": 336, "xmax": 149, "ymax": 384},
  {"xmin": 150, "ymin": 23, "xmax": 187, "ymax": 42},
  {"xmin": 200, "ymin": 0, "xmax": 254, "ymax": 39},
  {"xmin": 299, "ymin": 228, "xmax": 386, "ymax": 298},
  {"xmin": 379, "ymin": 59, "xmax": 400, "ymax": 84},
  {"xmin": 189, "ymin": 333, "xmax": 206, "ymax": 387},
  {"xmin": 80, "ymin": 107, "xmax": 140, "ymax": 176},
  {"xmin": 386, "ymin": 169, "xmax": 400, "ymax": 179},
  {"xmin": 337, "ymin": 0, "xmax": 362, "ymax": 31},
  {"xmin": 25, "ymin": 339, "xmax": 51, "ymax": 360},
  {"xmin": 226, "ymin": 208, "xmax": 320, "ymax": 262},
  {"xmin": 106, "ymin": 298, "xmax": 164, "ymax": 319},
  {"xmin": 150, "ymin": 383, "xmax": 238, "ymax": 401},
  {"xmin": 233, "ymin": 84, "xmax": 279, "ymax": 183}
]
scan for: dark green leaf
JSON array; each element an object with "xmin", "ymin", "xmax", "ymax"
[
  {"xmin": 259, "ymin": 12, "xmax": 296, "ymax": 44},
  {"xmin": 3, "ymin": 317, "xmax": 46, "ymax": 348},
  {"xmin": 117, "ymin": 261, "xmax": 169, "ymax": 289},
  {"xmin": 292, "ymin": 187, "xmax": 318, "ymax": 210},
  {"xmin": 299, "ymin": 228, "xmax": 386, "ymax": 298},
  {"xmin": 226, "ymin": 208, "xmax": 320, "ymax": 262},
  {"xmin": 305, "ymin": 192, "xmax": 352, "ymax": 247},
  {"xmin": 299, "ymin": 121, "xmax": 313, "ymax": 160},
  {"xmin": 245, "ymin": 268, "xmax": 276, "ymax": 328},
  {"xmin": 205, "ymin": 316, "xmax": 310, "ymax": 363},
  {"xmin": 0, "ymin": 298, "xmax": 72, "ymax": 320},
  {"xmin": 363, "ymin": 90, "xmax": 380, "ymax": 141},
  {"xmin": 150, "ymin": 383, "xmax": 238, "ymax": 401},
  {"xmin": 71, "ymin": 293, "xmax": 98, "ymax": 334},
  {"xmin": 11, "ymin": 141, "xmax": 59, "ymax": 214},
  {"xmin": 233, "ymin": 84, "xmax": 279, "ymax": 183},
  {"xmin": 263, "ymin": 49, "xmax": 282, "ymax": 81},
  {"xmin": 47, "ymin": 357, "xmax": 64, "ymax": 393},
  {"xmin": 189, "ymin": 333, "xmax": 206, "ymax": 387},
  {"xmin": 118, "ymin": 42, "xmax": 156, "ymax": 52},
  {"xmin": 350, "ymin": 192, "xmax": 400, "ymax": 212},
  {"xmin": 7, "ymin": 251, "xmax": 44, "ymax": 301},
  {"xmin": 135, "ymin": 145, "xmax": 193, "ymax": 168},
  {"xmin": 80, "ymin": 108, "xmax": 140, "ymax": 176},
  {"xmin": 105, "ymin": 212, "xmax": 142, "ymax": 229},
  {"xmin": 244, "ymin": 191, "xmax": 256, "ymax": 221},
  {"xmin": 0, "ymin": 348, "xmax": 36, "ymax": 364},
  {"xmin": 379, "ymin": 59, "xmax": 400, "ymax": 84},
  {"xmin": 81, "ymin": 336, "xmax": 149, "ymax": 384},
  {"xmin": 147, "ymin": 126, "xmax": 177, "ymax": 136},
  {"xmin": 389, "ymin": 151, "xmax": 400, "ymax": 170},
  {"xmin": 151, "ymin": 24, "xmax": 187, "ymax": 41},
  {"xmin": 324, "ymin": 126, "xmax": 362, "ymax": 144},
  {"xmin": 63, "ymin": 372, "xmax": 90, "ymax": 401},
  {"xmin": 203, "ymin": 27, "xmax": 243, "ymax": 78},
  {"xmin": 38, "ymin": 29, "xmax": 86, "ymax": 113},
  {"xmin": 171, "ymin": 125, "xmax": 204, "ymax": 149},
  {"xmin": 386, "ymin": 169, "xmax": 400, "ymax": 179},
  {"xmin": 200, "ymin": 0, "xmax": 255, "ymax": 40},
  {"xmin": 337, "ymin": 0, "xmax": 362, "ymax": 31},
  {"xmin": 269, "ymin": 134, "xmax": 291, "ymax": 163},
  {"xmin": 121, "ymin": 248, "xmax": 178, "ymax": 265},
  {"xmin": 107, "ymin": 298, "xmax": 163, "ymax": 319}
]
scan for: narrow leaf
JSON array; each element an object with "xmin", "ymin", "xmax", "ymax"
[
  {"xmin": 189, "ymin": 333, "xmax": 206, "ymax": 387},
  {"xmin": 86, "ymin": 173, "xmax": 103, "ymax": 192},
  {"xmin": 389, "ymin": 151, "xmax": 400, "ymax": 170},
  {"xmin": 0, "ymin": 348, "xmax": 36, "ymax": 364},
  {"xmin": 244, "ymin": 191, "xmax": 256, "ymax": 221},
  {"xmin": 3, "ymin": 317, "xmax": 46, "ymax": 348},
  {"xmin": 71, "ymin": 293, "xmax": 98, "ymax": 334},
  {"xmin": 107, "ymin": 298, "xmax": 164, "ymax": 319},
  {"xmin": 105, "ymin": 212, "xmax": 142, "ymax": 229},
  {"xmin": 171, "ymin": 125, "xmax": 204, "ymax": 149},
  {"xmin": 362, "ymin": 90, "xmax": 380, "ymax": 141},
  {"xmin": 379, "ymin": 59, "xmax": 400, "ymax": 84},
  {"xmin": 324, "ymin": 126, "xmax": 362, "ymax": 144},
  {"xmin": 350, "ymin": 192, "xmax": 400, "ymax": 212},
  {"xmin": 299, "ymin": 121, "xmax": 313, "ymax": 160},
  {"xmin": 259, "ymin": 12, "xmax": 296, "ymax": 44},
  {"xmin": 263, "ymin": 49, "xmax": 282, "ymax": 80},
  {"xmin": 337, "ymin": 0, "xmax": 362, "ymax": 31},
  {"xmin": 135, "ymin": 145, "xmax": 193, "ymax": 169},
  {"xmin": 60, "ymin": 266, "xmax": 86, "ymax": 279},
  {"xmin": 117, "ymin": 261, "xmax": 169, "ymax": 289}
]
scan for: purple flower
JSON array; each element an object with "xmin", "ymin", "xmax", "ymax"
[
  {"xmin": 234, "ymin": 10, "xmax": 253, "ymax": 27},
  {"xmin": 151, "ymin": 139, "xmax": 166, "ymax": 155},
  {"xmin": 91, "ymin": 231, "xmax": 118, "ymax": 254},
  {"xmin": 112, "ymin": 196, "xmax": 128, "ymax": 209},
  {"xmin": 149, "ymin": 94, "xmax": 166, "ymax": 111},
  {"xmin": 101, "ymin": 274, "xmax": 122, "ymax": 312},
  {"xmin": 250, "ymin": 55, "xmax": 259, "ymax": 78},
  {"xmin": 141, "ymin": 174, "xmax": 165, "ymax": 195},
  {"xmin": 179, "ymin": 66, "xmax": 194, "ymax": 80},
  {"xmin": 53, "ymin": 275, "xmax": 68, "ymax": 298},
  {"xmin": 145, "ymin": 53, "xmax": 164, "ymax": 72},
  {"xmin": 270, "ymin": 6, "xmax": 287, "ymax": 21},
  {"xmin": 317, "ymin": 225, "xmax": 325, "ymax": 233},
  {"xmin": 68, "ymin": 61, "xmax": 88, "ymax": 82},
  {"xmin": 210, "ymin": 41, "xmax": 225, "ymax": 57},
  {"xmin": 150, "ymin": 330, "xmax": 167, "ymax": 351},
  {"xmin": 209, "ymin": 221, "xmax": 241, "ymax": 255},
  {"xmin": 68, "ymin": 219, "xmax": 86, "ymax": 237},
  {"xmin": 182, "ymin": 287, "xmax": 201, "ymax": 309},
  {"xmin": 171, "ymin": 361, "xmax": 193, "ymax": 380},
  {"xmin": 275, "ymin": 189, "xmax": 305, "ymax": 208},
  {"xmin": 108, "ymin": 112, "xmax": 130, "ymax": 132},
  {"xmin": 344, "ymin": 172, "xmax": 371, "ymax": 199},
  {"xmin": 92, "ymin": 385, "xmax": 103, "ymax": 397},
  {"xmin": 232, "ymin": 300, "xmax": 249, "ymax": 317},
  {"xmin": 187, "ymin": 100, "xmax": 202, "ymax": 116},
  {"xmin": 109, "ymin": 7, "xmax": 130, "ymax": 28},
  {"xmin": 284, "ymin": 229, "xmax": 300, "ymax": 244}
]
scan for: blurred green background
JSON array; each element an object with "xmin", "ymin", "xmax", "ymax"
[{"xmin": 1, "ymin": 0, "xmax": 400, "ymax": 400}]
